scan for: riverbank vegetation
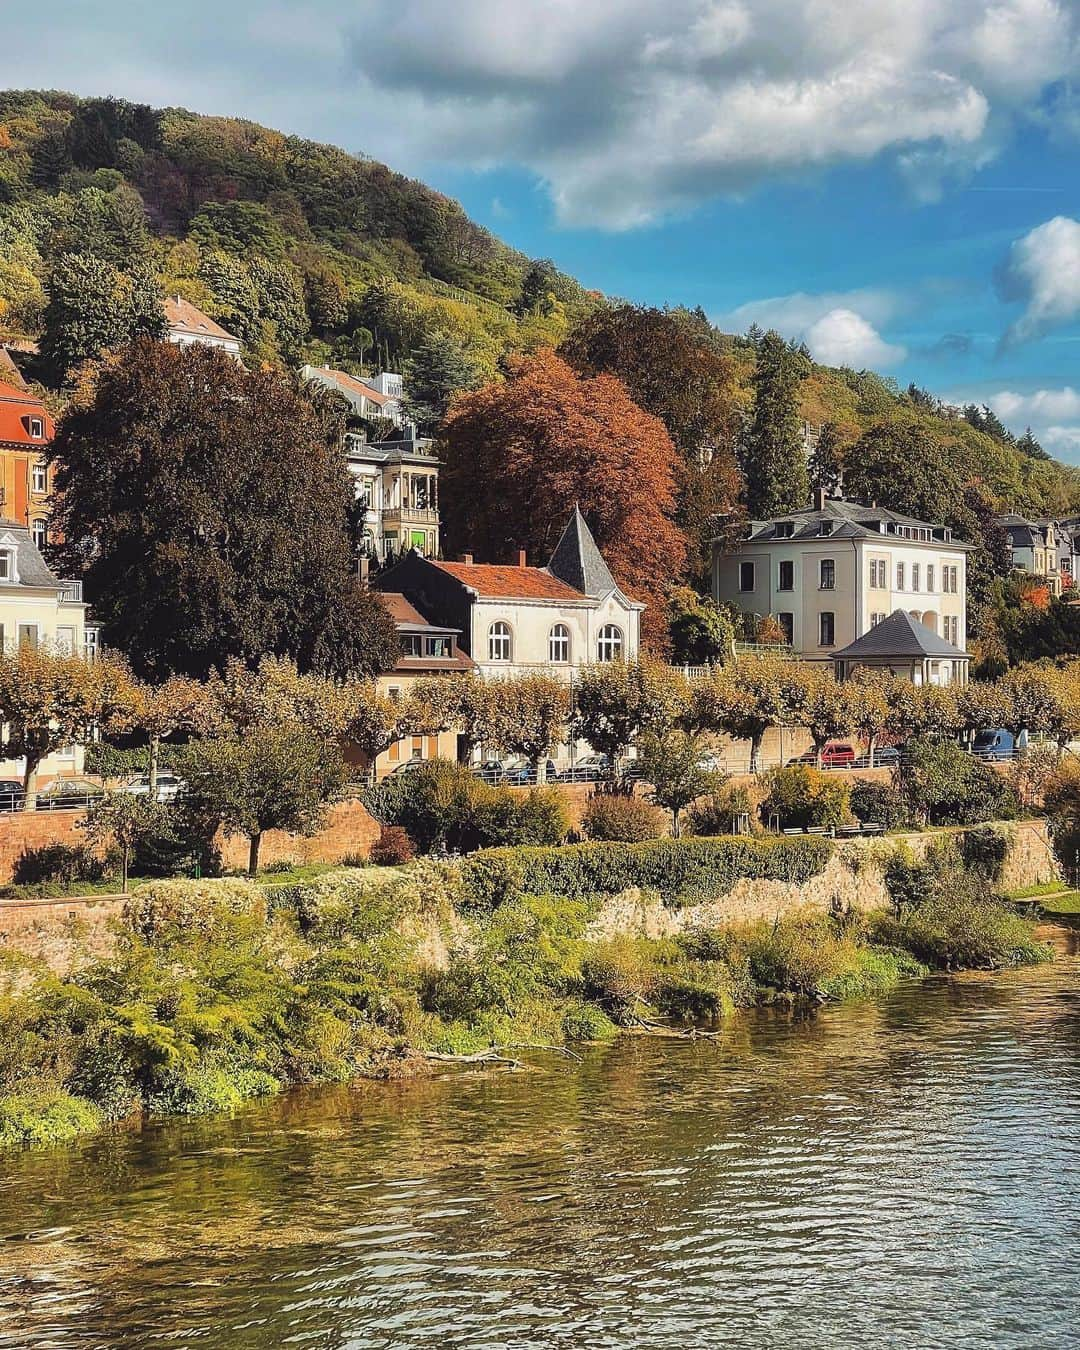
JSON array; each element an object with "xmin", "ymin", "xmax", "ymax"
[{"xmin": 0, "ymin": 833, "xmax": 1052, "ymax": 1150}]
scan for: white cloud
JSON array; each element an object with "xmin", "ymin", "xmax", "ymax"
[
  {"xmin": 963, "ymin": 386, "xmax": 1080, "ymax": 463},
  {"xmin": 720, "ymin": 287, "xmax": 901, "ymax": 335},
  {"xmin": 5, "ymin": 0, "xmax": 1078, "ymax": 229},
  {"xmin": 998, "ymin": 216, "xmax": 1080, "ymax": 345},
  {"xmin": 804, "ymin": 308, "xmax": 907, "ymax": 367}
]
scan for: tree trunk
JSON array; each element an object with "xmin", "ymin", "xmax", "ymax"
[
  {"xmin": 121, "ymin": 843, "xmax": 130, "ymax": 894},
  {"xmin": 867, "ymin": 736, "xmax": 876, "ymax": 770},
  {"xmin": 148, "ymin": 735, "xmax": 160, "ymax": 797},
  {"xmin": 21, "ymin": 754, "xmax": 41, "ymax": 812},
  {"xmin": 671, "ymin": 808, "xmax": 681, "ymax": 839},
  {"xmin": 248, "ymin": 832, "xmax": 262, "ymax": 876},
  {"xmin": 749, "ymin": 734, "xmax": 763, "ymax": 774},
  {"xmin": 534, "ymin": 755, "xmax": 546, "ymax": 785}
]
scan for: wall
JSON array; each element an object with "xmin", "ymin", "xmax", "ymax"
[
  {"xmin": 216, "ymin": 797, "xmax": 381, "ymax": 871},
  {"xmin": 0, "ymin": 807, "xmax": 87, "ymax": 881}
]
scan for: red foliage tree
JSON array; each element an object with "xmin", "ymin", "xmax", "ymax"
[{"xmin": 440, "ymin": 349, "xmax": 688, "ymax": 646}]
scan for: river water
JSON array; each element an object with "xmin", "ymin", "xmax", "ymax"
[{"xmin": 1, "ymin": 930, "xmax": 1079, "ymax": 1350}]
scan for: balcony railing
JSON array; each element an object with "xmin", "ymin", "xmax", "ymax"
[
  {"xmin": 383, "ymin": 507, "xmax": 440, "ymax": 525},
  {"xmin": 59, "ymin": 579, "xmax": 83, "ymax": 603}
]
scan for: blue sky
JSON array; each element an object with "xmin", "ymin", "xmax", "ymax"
[{"xmin": 8, "ymin": 0, "xmax": 1080, "ymax": 460}]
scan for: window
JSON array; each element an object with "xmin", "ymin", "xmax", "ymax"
[
  {"xmin": 819, "ymin": 612, "xmax": 835, "ymax": 646},
  {"xmin": 0, "ymin": 549, "xmax": 14, "ymax": 582},
  {"xmin": 29, "ymin": 418, "xmax": 43, "ymax": 440},
  {"xmin": 927, "ymin": 564, "xmax": 936, "ymax": 593},
  {"xmin": 17, "ymin": 624, "xmax": 38, "ymax": 649},
  {"xmin": 56, "ymin": 626, "xmax": 74, "ymax": 656},
  {"xmin": 817, "ymin": 520, "xmax": 834, "ymax": 537},
  {"xmin": 31, "ymin": 519, "xmax": 46, "ymax": 550},
  {"xmin": 819, "ymin": 559, "xmax": 835, "ymax": 590},
  {"xmin": 775, "ymin": 522, "xmax": 795, "ymax": 538},
  {"xmin": 84, "ymin": 628, "xmax": 99, "ymax": 660},
  {"xmin": 425, "ymin": 637, "xmax": 451, "ymax": 658},
  {"xmin": 488, "ymin": 621, "xmax": 512, "ymax": 662},
  {"xmin": 549, "ymin": 623, "xmax": 570, "ymax": 663},
  {"xmin": 739, "ymin": 561, "xmax": 755, "ymax": 592},
  {"xmin": 400, "ymin": 634, "xmax": 422, "ymax": 658},
  {"xmin": 778, "ymin": 560, "xmax": 794, "ymax": 591},
  {"xmin": 944, "ymin": 616, "xmax": 960, "ymax": 645},
  {"xmin": 777, "ymin": 612, "xmax": 794, "ymax": 644},
  {"xmin": 912, "ymin": 564, "xmax": 920, "ymax": 592},
  {"xmin": 870, "ymin": 612, "xmax": 886, "ymax": 626},
  {"xmin": 597, "ymin": 624, "xmax": 624, "ymax": 662},
  {"xmin": 31, "ymin": 462, "xmax": 46, "ymax": 493},
  {"xmin": 869, "ymin": 559, "xmax": 886, "ymax": 588},
  {"xmin": 946, "ymin": 565, "xmax": 959, "ymax": 594},
  {"xmin": 896, "ymin": 562, "xmax": 905, "ymax": 590}
]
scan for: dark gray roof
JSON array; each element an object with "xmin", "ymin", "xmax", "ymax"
[
  {"xmin": 833, "ymin": 609, "xmax": 969, "ymax": 660},
  {"xmin": 546, "ymin": 506, "xmax": 618, "ymax": 597},
  {"xmin": 0, "ymin": 519, "xmax": 60, "ymax": 589},
  {"xmin": 716, "ymin": 497, "xmax": 972, "ymax": 550},
  {"xmin": 997, "ymin": 513, "xmax": 1047, "ymax": 549}
]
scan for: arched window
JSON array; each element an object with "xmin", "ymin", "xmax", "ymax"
[
  {"xmin": 31, "ymin": 519, "xmax": 47, "ymax": 551},
  {"xmin": 549, "ymin": 623, "xmax": 570, "ymax": 664},
  {"xmin": 488, "ymin": 621, "xmax": 512, "ymax": 662},
  {"xmin": 597, "ymin": 624, "xmax": 623, "ymax": 662}
]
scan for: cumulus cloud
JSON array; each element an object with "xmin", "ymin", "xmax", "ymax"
[
  {"xmin": 804, "ymin": 308, "xmax": 907, "ymax": 367},
  {"xmin": 717, "ymin": 288, "xmax": 906, "ymax": 366},
  {"xmin": 5, "ymin": 0, "xmax": 1079, "ymax": 228},
  {"xmin": 998, "ymin": 216, "xmax": 1080, "ymax": 345},
  {"xmin": 964, "ymin": 386, "xmax": 1080, "ymax": 462}
]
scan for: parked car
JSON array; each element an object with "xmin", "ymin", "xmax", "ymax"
[
  {"xmin": 972, "ymin": 728, "xmax": 1023, "ymax": 761},
  {"xmin": 0, "ymin": 779, "xmax": 24, "ymax": 811},
  {"xmin": 471, "ymin": 758, "xmax": 506, "ymax": 784},
  {"xmin": 501, "ymin": 758, "xmax": 558, "ymax": 786},
  {"xmin": 695, "ymin": 750, "xmax": 726, "ymax": 774},
  {"xmin": 559, "ymin": 754, "xmax": 610, "ymax": 782},
  {"xmin": 794, "ymin": 741, "xmax": 857, "ymax": 768},
  {"xmin": 122, "ymin": 771, "xmax": 186, "ymax": 802},
  {"xmin": 386, "ymin": 758, "xmax": 428, "ymax": 777},
  {"xmin": 35, "ymin": 777, "xmax": 105, "ymax": 811},
  {"xmin": 870, "ymin": 744, "xmax": 902, "ymax": 767}
]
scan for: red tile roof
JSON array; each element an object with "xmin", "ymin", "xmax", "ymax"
[
  {"xmin": 0, "ymin": 381, "xmax": 53, "ymax": 448},
  {"xmin": 434, "ymin": 560, "xmax": 584, "ymax": 601},
  {"xmin": 316, "ymin": 367, "xmax": 393, "ymax": 407},
  {"xmin": 164, "ymin": 296, "xmax": 239, "ymax": 343}
]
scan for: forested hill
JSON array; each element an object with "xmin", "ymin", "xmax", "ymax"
[{"xmin": 0, "ymin": 89, "xmax": 1077, "ymax": 521}]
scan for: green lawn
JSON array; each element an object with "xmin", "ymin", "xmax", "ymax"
[
  {"xmin": 1041, "ymin": 892, "xmax": 1080, "ymax": 916},
  {"xmin": 1004, "ymin": 881, "xmax": 1074, "ymax": 900},
  {"xmin": 0, "ymin": 861, "xmax": 348, "ymax": 903}
]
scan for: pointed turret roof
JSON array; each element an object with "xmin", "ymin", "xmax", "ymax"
[
  {"xmin": 833, "ymin": 609, "xmax": 968, "ymax": 659},
  {"xmin": 546, "ymin": 506, "xmax": 618, "ymax": 597}
]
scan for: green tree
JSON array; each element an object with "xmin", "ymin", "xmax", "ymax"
[
  {"xmin": 177, "ymin": 722, "xmax": 345, "ymax": 875},
  {"xmin": 79, "ymin": 792, "xmax": 171, "ymax": 893},
  {"xmin": 492, "ymin": 674, "xmax": 571, "ymax": 782},
  {"xmin": 49, "ymin": 339, "xmax": 399, "ymax": 681},
  {"xmin": 808, "ymin": 421, "xmax": 847, "ymax": 495},
  {"xmin": 401, "ymin": 331, "xmax": 482, "ymax": 433},
  {"xmin": 39, "ymin": 252, "xmax": 166, "ymax": 382},
  {"xmin": 573, "ymin": 661, "xmax": 691, "ymax": 780},
  {"xmin": 635, "ymin": 729, "xmax": 724, "ymax": 836},
  {"xmin": 667, "ymin": 587, "xmax": 735, "ymax": 666},
  {"xmin": 742, "ymin": 330, "xmax": 808, "ymax": 518}
]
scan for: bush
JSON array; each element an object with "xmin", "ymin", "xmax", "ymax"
[
  {"xmin": 459, "ymin": 834, "xmax": 834, "ymax": 911},
  {"xmin": 560, "ymin": 1001, "xmax": 619, "ymax": 1042},
  {"xmin": 122, "ymin": 877, "xmax": 267, "ymax": 942},
  {"xmin": 875, "ymin": 893, "xmax": 1051, "ymax": 971},
  {"xmin": 686, "ymin": 785, "xmax": 753, "ymax": 836},
  {"xmin": 959, "ymin": 826, "xmax": 1009, "ymax": 882},
  {"xmin": 370, "ymin": 825, "xmax": 416, "ymax": 866},
  {"xmin": 849, "ymin": 779, "xmax": 912, "ymax": 832},
  {"xmin": 13, "ymin": 843, "xmax": 106, "ymax": 887},
  {"xmin": 0, "ymin": 1089, "xmax": 102, "ymax": 1148},
  {"xmin": 899, "ymin": 739, "xmax": 1018, "ymax": 826},
  {"xmin": 147, "ymin": 1064, "xmax": 280, "ymax": 1117},
  {"xmin": 583, "ymin": 793, "xmax": 666, "ymax": 842},
  {"xmin": 758, "ymin": 764, "xmax": 850, "ymax": 831},
  {"xmin": 271, "ymin": 861, "xmax": 458, "ymax": 943}
]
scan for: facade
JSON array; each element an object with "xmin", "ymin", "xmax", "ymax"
[
  {"xmin": 712, "ymin": 494, "xmax": 969, "ymax": 670},
  {"xmin": 365, "ymin": 591, "xmax": 475, "ymax": 778},
  {"xmin": 300, "ymin": 364, "xmax": 404, "ymax": 427},
  {"xmin": 997, "ymin": 514, "xmax": 1080, "ymax": 595},
  {"xmin": 0, "ymin": 520, "xmax": 97, "ymax": 780},
  {"xmin": 345, "ymin": 431, "xmax": 441, "ymax": 561},
  {"xmin": 373, "ymin": 507, "xmax": 642, "ymax": 682},
  {"xmin": 0, "ymin": 381, "xmax": 53, "ymax": 546},
  {"xmin": 164, "ymin": 297, "xmax": 242, "ymax": 356},
  {"xmin": 832, "ymin": 609, "xmax": 969, "ymax": 686}
]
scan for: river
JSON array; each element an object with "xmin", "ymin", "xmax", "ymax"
[{"xmin": 1, "ymin": 928, "xmax": 1078, "ymax": 1350}]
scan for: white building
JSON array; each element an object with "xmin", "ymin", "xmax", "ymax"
[
  {"xmin": 712, "ymin": 493, "xmax": 970, "ymax": 682},
  {"xmin": 300, "ymin": 364, "xmax": 404, "ymax": 427},
  {"xmin": 373, "ymin": 507, "xmax": 642, "ymax": 681},
  {"xmin": 164, "ymin": 297, "xmax": 242, "ymax": 356},
  {"xmin": 345, "ymin": 430, "xmax": 441, "ymax": 561},
  {"xmin": 996, "ymin": 514, "xmax": 1080, "ymax": 596}
]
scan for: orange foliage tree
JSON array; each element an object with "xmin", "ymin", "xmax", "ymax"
[{"xmin": 440, "ymin": 349, "xmax": 687, "ymax": 646}]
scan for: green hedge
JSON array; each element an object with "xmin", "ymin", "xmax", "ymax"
[{"xmin": 460, "ymin": 834, "xmax": 834, "ymax": 911}]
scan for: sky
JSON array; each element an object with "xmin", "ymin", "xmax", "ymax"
[{"xmin": 7, "ymin": 0, "xmax": 1080, "ymax": 461}]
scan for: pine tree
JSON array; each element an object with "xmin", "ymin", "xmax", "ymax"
[
  {"xmin": 809, "ymin": 421, "xmax": 846, "ymax": 495},
  {"xmin": 743, "ymin": 330, "xmax": 808, "ymax": 517},
  {"xmin": 402, "ymin": 332, "xmax": 482, "ymax": 433}
]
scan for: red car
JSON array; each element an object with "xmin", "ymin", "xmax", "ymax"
[{"xmin": 794, "ymin": 741, "xmax": 857, "ymax": 768}]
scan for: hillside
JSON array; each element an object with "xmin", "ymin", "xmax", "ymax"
[{"xmin": 0, "ymin": 89, "xmax": 1077, "ymax": 523}]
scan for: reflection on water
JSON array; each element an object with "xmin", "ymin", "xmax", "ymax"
[{"xmin": 1, "ymin": 930, "xmax": 1079, "ymax": 1349}]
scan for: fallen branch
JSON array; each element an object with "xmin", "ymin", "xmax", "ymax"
[
  {"xmin": 423, "ymin": 1050, "xmax": 522, "ymax": 1069},
  {"xmin": 499, "ymin": 1042, "xmax": 584, "ymax": 1063}
]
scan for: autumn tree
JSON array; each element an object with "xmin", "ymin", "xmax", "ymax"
[
  {"xmin": 49, "ymin": 340, "xmax": 399, "ymax": 681},
  {"xmin": 742, "ymin": 331, "xmax": 808, "ymax": 518},
  {"xmin": 441, "ymin": 349, "xmax": 687, "ymax": 644},
  {"xmin": 846, "ymin": 669, "xmax": 892, "ymax": 768},
  {"xmin": 409, "ymin": 674, "xmax": 499, "ymax": 762},
  {"xmin": 573, "ymin": 660, "xmax": 691, "ymax": 779},
  {"xmin": 80, "ymin": 792, "xmax": 169, "ymax": 893},
  {"xmin": 688, "ymin": 654, "xmax": 796, "ymax": 772},
  {"xmin": 491, "ymin": 674, "xmax": 571, "ymax": 781},
  {"xmin": 789, "ymin": 667, "xmax": 854, "ymax": 765},
  {"xmin": 128, "ymin": 675, "xmax": 216, "ymax": 794}
]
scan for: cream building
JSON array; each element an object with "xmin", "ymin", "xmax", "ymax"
[
  {"xmin": 164, "ymin": 297, "xmax": 242, "ymax": 356},
  {"xmin": 712, "ymin": 494, "xmax": 970, "ymax": 682}
]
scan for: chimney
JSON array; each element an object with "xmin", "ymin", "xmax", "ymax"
[
  {"xmin": 814, "ymin": 487, "xmax": 827, "ymax": 511},
  {"xmin": 461, "ymin": 552, "xmax": 473, "ymax": 565},
  {"xmin": 517, "ymin": 548, "xmax": 527, "ymax": 568}
]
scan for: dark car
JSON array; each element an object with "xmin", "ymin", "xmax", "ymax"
[
  {"xmin": 558, "ymin": 755, "xmax": 611, "ymax": 783},
  {"xmin": 501, "ymin": 759, "xmax": 558, "ymax": 786},
  {"xmin": 870, "ymin": 745, "xmax": 902, "ymax": 767},
  {"xmin": 35, "ymin": 778, "xmax": 105, "ymax": 811},
  {"xmin": 0, "ymin": 779, "xmax": 24, "ymax": 811},
  {"xmin": 471, "ymin": 758, "xmax": 506, "ymax": 785}
]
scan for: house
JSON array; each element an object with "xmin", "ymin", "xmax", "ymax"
[
  {"xmin": 0, "ymin": 380, "xmax": 54, "ymax": 547},
  {"xmin": 363, "ymin": 591, "xmax": 475, "ymax": 778},
  {"xmin": 373, "ymin": 507, "xmax": 642, "ymax": 681},
  {"xmin": 712, "ymin": 491, "xmax": 969, "ymax": 675},
  {"xmin": 345, "ymin": 430, "xmax": 441, "ymax": 561},
  {"xmin": 300, "ymin": 364, "xmax": 404, "ymax": 427},
  {"xmin": 164, "ymin": 296, "xmax": 242, "ymax": 356},
  {"xmin": 832, "ymin": 609, "xmax": 969, "ymax": 686},
  {"xmin": 0, "ymin": 520, "xmax": 98, "ymax": 781},
  {"xmin": 997, "ymin": 514, "xmax": 1079, "ymax": 595}
]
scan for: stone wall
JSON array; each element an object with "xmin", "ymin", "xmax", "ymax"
[{"xmin": 216, "ymin": 798, "xmax": 381, "ymax": 871}]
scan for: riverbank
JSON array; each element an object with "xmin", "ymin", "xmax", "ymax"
[{"xmin": 0, "ymin": 832, "xmax": 1054, "ymax": 1151}]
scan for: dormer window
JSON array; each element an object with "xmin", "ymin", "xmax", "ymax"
[
  {"xmin": 31, "ymin": 519, "xmax": 46, "ymax": 551},
  {"xmin": 28, "ymin": 418, "xmax": 43, "ymax": 440},
  {"xmin": 0, "ymin": 548, "xmax": 16, "ymax": 582},
  {"xmin": 775, "ymin": 521, "xmax": 795, "ymax": 538},
  {"xmin": 817, "ymin": 520, "xmax": 834, "ymax": 537}
]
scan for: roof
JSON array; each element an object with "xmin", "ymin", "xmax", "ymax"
[
  {"xmin": 380, "ymin": 591, "xmax": 458, "ymax": 633},
  {"xmin": 0, "ymin": 518, "xmax": 62, "ymax": 589},
  {"xmin": 379, "ymin": 591, "xmax": 475, "ymax": 672},
  {"xmin": 0, "ymin": 382, "xmax": 53, "ymax": 448},
  {"xmin": 716, "ymin": 497, "xmax": 972, "ymax": 550},
  {"xmin": 306, "ymin": 365, "xmax": 393, "ymax": 408},
  {"xmin": 433, "ymin": 560, "xmax": 585, "ymax": 602},
  {"xmin": 833, "ymin": 609, "xmax": 969, "ymax": 660},
  {"xmin": 0, "ymin": 349, "xmax": 27, "ymax": 390},
  {"xmin": 547, "ymin": 506, "xmax": 618, "ymax": 597},
  {"xmin": 164, "ymin": 296, "xmax": 238, "ymax": 344}
]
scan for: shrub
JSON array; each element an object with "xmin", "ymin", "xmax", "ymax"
[
  {"xmin": 849, "ymin": 779, "xmax": 912, "ymax": 832},
  {"xmin": 0, "ymin": 1089, "xmax": 102, "ymax": 1148},
  {"xmin": 370, "ymin": 825, "xmax": 416, "ymax": 867},
  {"xmin": 898, "ymin": 739, "xmax": 1018, "ymax": 826},
  {"xmin": 13, "ymin": 843, "xmax": 106, "ymax": 887},
  {"xmin": 959, "ymin": 826, "xmax": 1009, "ymax": 882},
  {"xmin": 1043, "ymin": 758, "xmax": 1080, "ymax": 876},
  {"xmin": 147, "ymin": 1064, "xmax": 280, "ymax": 1117},
  {"xmin": 583, "ymin": 793, "xmax": 666, "ymax": 842},
  {"xmin": 580, "ymin": 936, "xmax": 669, "ymax": 1021},
  {"xmin": 686, "ymin": 785, "xmax": 753, "ymax": 837},
  {"xmin": 758, "ymin": 764, "xmax": 850, "ymax": 831},
  {"xmin": 122, "ymin": 877, "xmax": 267, "ymax": 942},
  {"xmin": 560, "ymin": 1001, "xmax": 619, "ymax": 1042},
  {"xmin": 460, "ymin": 834, "xmax": 834, "ymax": 912},
  {"xmin": 875, "ymin": 893, "xmax": 1051, "ymax": 971},
  {"xmin": 85, "ymin": 741, "xmax": 179, "ymax": 779}
]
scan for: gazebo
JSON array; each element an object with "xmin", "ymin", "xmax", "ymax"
[{"xmin": 832, "ymin": 609, "xmax": 970, "ymax": 686}]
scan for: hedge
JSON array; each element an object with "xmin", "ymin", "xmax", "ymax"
[{"xmin": 459, "ymin": 834, "xmax": 834, "ymax": 911}]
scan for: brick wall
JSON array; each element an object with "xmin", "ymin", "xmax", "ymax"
[
  {"xmin": 0, "ymin": 808, "xmax": 91, "ymax": 884},
  {"xmin": 216, "ymin": 797, "xmax": 381, "ymax": 871}
]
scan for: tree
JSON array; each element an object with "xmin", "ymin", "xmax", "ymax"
[
  {"xmin": 39, "ymin": 252, "xmax": 167, "ymax": 383},
  {"xmin": 843, "ymin": 422, "xmax": 960, "ymax": 525},
  {"xmin": 742, "ymin": 330, "xmax": 808, "ymax": 518},
  {"xmin": 341, "ymin": 681, "xmax": 403, "ymax": 776},
  {"xmin": 79, "ymin": 792, "xmax": 170, "ymax": 893},
  {"xmin": 790, "ymin": 667, "xmax": 854, "ymax": 765},
  {"xmin": 401, "ymin": 331, "xmax": 483, "ymax": 433},
  {"xmin": 207, "ymin": 656, "xmax": 353, "ymax": 739},
  {"xmin": 0, "ymin": 647, "xmax": 137, "ymax": 808},
  {"xmin": 636, "ymin": 729, "xmax": 724, "ymax": 836},
  {"xmin": 688, "ymin": 655, "xmax": 795, "ymax": 772},
  {"xmin": 128, "ymin": 675, "xmax": 216, "ymax": 794},
  {"xmin": 846, "ymin": 669, "xmax": 892, "ymax": 768},
  {"xmin": 177, "ymin": 722, "xmax": 345, "ymax": 875},
  {"xmin": 491, "ymin": 674, "xmax": 571, "ymax": 781},
  {"xmin": 809, "ymin": 421, "xmax": 847, "ymax": 495},
  {"xmin": 667, "ymin": 588, "xmax": 735, "ymax": 667},
  {"xmin": 49, "ymin": 340, "xmax": 399, "ymax": 681},
  {"xmin": 410, "ymin": 674, "xmax": 499, "ymax": 762},
  {"xmin": 573, "ymin": 660, "xmax": 691, "ymax": 779},
  {"xmin": 441, "ymin": 349, "xmax": 688, "ymax": 645},
  {"xmin": 1001, "ymin": 665, "xmax": 1065, "ymax": 743}
]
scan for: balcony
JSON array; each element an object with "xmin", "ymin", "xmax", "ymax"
[
  {"xmin": 383, "ymin": 507, "xmax": 440, "ymax": 526},
  {"xmin": 59, "ymin": 579, "xmax": 83, "ymax": 603}
]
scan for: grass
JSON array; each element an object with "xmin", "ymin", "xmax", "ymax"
[
  {"xmin": 0, "ymin": 862, "xmax": 351, "ymax": 902},
  {"xmin": 1003, "ymin": 881, "xmax": 1073, "ymax": 899},
  {"xmin": 1040, "ymin": 892, "xmax": 1080, "ymax": 916}
]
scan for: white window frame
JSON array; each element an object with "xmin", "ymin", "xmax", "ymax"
[
  {"xmin": 31, "ymin": 519, "xmax": 47, "ymax": 551},
  {"xmin": 0, "ymin": 548, "xmax": 16, "ymax": 582},
  {"xmin": 31, "ymin": 462, "xmax": 47, "ymax": 493},
  {"xmin": 597, "ymin": 624, "xmax": 624, "ymax": 662},
  {"xmin": 29, "ymin": 417, "xmax": 44, "ymax": 440},
  {"xmin": 488, "ymin": 621, "xmax": 512, "ymax": 662},
  {"xmin": 548, "ymin": 623, "xmax": 570, "ymax": 664}
]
